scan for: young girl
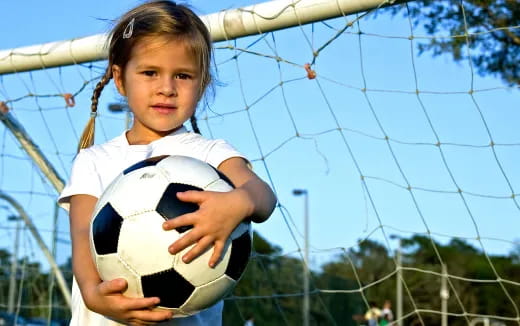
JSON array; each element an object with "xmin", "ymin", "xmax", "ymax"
[{"xmin": 58, "ymin": 1, "xmax": 277, "ymax": 325}]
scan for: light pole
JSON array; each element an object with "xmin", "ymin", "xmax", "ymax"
[
  {"xmin": 390, "ymin": 234, "xmax": 403, "ymax": 326},
  {"xmin": 108, "ymin": 103, "xmax": 132, "ymax": 130},
  {"xmin": 440, "ymin": 264, "xmax": 449, "ymax": 326},
  {"xmin": 293, "ymin": 189, "xmax": 309, "ymax": 326},
  {"xmin": 7, "ymin": 214, "xmax": 22, "ymax": 314}
]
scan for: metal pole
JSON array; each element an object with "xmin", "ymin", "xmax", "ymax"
[
  {"xmin": 303, "ymin": 192, "xmax": 309, "ymax": 326},
  {"xmin": 7, "ymin": 216, "xmax": 20, "ymax": 314},
  {"xmin": 441, "ymin": 264, "xmax": 449, "ymax": 326},
  {"xmin": 0, "ymin": 111, "xmax": 65, "ymax": 192},
  {"xmin": 0, "ymin": 192, "xmax": 71, "ymax": 307},
  {"xmin": 293, "ymin": 189, "xmax": 310, "ymax": 326},
  {"xmin": 47, "ymin": 203, "xmax": 60, "ymax": 323},
  {"xmin": 0, "ymin": 108, "xmax": 70, "ymax": 307},
  {"xmin": 396, "ymin": 240, "xmax": 403, "ymax": 326}
]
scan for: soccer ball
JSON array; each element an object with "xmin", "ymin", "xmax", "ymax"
[{"xmin": 89, "ymin": 155, "xmax": 252, "ymax": 317}]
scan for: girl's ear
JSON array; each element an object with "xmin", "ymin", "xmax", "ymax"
[{"xmin": 112, "ymin": 65, "xmax": 126, "ymax": 96}]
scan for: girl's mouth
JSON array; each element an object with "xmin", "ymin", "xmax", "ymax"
[{"xmin": 151, "ymin": 104, "xmax": 177, "ymax": 113}]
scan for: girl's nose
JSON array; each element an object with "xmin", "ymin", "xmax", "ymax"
[{"xmin": 158, "ymin": 78, "xmax": 177, "ymax": 97}]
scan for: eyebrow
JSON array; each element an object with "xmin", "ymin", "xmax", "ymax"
[
  {"xmin": 135, "ymin": 64, "xmax": 198, "ymax": 73},
  {"xmin": 135, "ymin": 64, "xmax": 159, "ymax": 70}
]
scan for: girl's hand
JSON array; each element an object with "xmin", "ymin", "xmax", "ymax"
[
  {"xmin": 162, "ymin": 188, "xmax": 253, "ymax": 267},
  {"xmin": 84, "ymin": 278, "xmax": 173, "ymax": 326}
]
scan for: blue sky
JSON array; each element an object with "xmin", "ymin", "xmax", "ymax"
[{"xmin": 0, "ymin": 0, "xmax": 519, "ymax": 274}]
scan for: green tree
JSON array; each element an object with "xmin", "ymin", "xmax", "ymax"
[
  {"xmin": 221, "ymin": 231, "xmax": 520, "ymax": 325},
  {"xmin": 0, "ymin": 249, "xmax": 12, "ymax": 305},
  {"xmin": 511, "ymin": 242, "xmax": 520, "ymax": 264},
  {"xmin": 387, "ymin": 0, "xmax": 520, "ymax": 85},
  {"xmin": 0, "ymin": 251, "xmax": 72, "ymax": 322},
  {"xmin": 223, "ymin": 231, "xmax": 301, "ymax": 325},
  {"xmin": 320, "ymin": 240, "xmax": 394, "ymax": 325},
  {"xmin": 397, "ymin": 236, "xmax": 520, "ymax": 325},
  {"xmin": 318, "ymin": 236, "xmax": 519, "ymax": 325},
  {"xmin": 224, "ymin": 232, "xmax": 340, "ymax": 325}
]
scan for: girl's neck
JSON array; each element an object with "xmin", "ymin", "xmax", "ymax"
[{"xmin": 125, "ymin": 126, "xmax": 184, "ymax": 145}]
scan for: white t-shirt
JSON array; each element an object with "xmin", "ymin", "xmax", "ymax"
[
  {"xmin": 382, "ymin": 307, "xmax": 394, "ymax": 321},
  {"xmin": 58, "ymin": 126, "xmax": 246, "ymax": 326}
]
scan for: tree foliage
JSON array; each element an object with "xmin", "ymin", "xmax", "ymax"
[
  {"xmin": 223, "ymin": 234, "xmax": 519, "ymax": 326},
  {"xmin": 387, "ymin": 0, "xmax": 520, "ymax": 85},
  {"xmin": 0, "ymin": 233, "xmax": 518, "ymax": 325},
  {"xmin": 0, "ymin": 249, "xmax": 72, "ymax": 322}
]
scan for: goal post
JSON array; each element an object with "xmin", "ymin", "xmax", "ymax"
[{"xmin": 0, "ymin": 0, "xmax": 401, "ymax": 74}]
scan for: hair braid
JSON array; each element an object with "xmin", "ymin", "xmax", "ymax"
[
  {"xmin": 190, "ymin": 115, "xmax": 201, "ymax": 134},
  {"xmin": 77, "ymin": 70, "xmax": 112, "ymax": 151}
]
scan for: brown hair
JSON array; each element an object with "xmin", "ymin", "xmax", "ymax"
[{"xmin": 78, "ymin": 0, "xmax": 212, "ymax": 150}]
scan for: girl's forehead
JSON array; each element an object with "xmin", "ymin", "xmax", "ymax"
[
  {"xmin": 131, "ymin": 36, "xmax": 190, "ymax": 56},
  {"xmin": 126, "ymin": 36, "xmax": 200, "ymax": 70}
]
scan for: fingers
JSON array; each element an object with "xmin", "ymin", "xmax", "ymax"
[
  {"xmin": 98, "ymin": 278, "xmax": 128, "ymax": 295},
  {"xmin": 179, "ymin": 236, "xmax": 214, "ymax": 264},
  {"xmin": 130, "ymin": 308, "xmax": 173, "ymax": 323},
  {"xmin": 127, "ymin": 317, "xmax": 164, "ymax": 326},
  {"xmin": 120, "ymin": 296, "xmax": 173, "ymax": 323},
  {"xmin": 162, "ymin": 190, "xmax": 206, "ymax": 231},
  {"xmin": 209, "ymin": 241, "xmax": 225, "ymax": 268},
  {"xmin": 98, "ymin": 279, "xmax": 164, "ymax": 311},
  {"xmin": 170, "ymin": 234, "xmax": 225, "ymax": 268},
  {"xmin": 162, "ymin": 212, "xmax": 195, "ymax": 231},
  {"xmin": 95, "ymin": 279, "xmax": 175, "ymax": 325},
  {"xmin": 168, "ymin": 228, "xmax": 200, "ymax": 255},
  {"xmin": 122, "ymin": 296, "xmax": 161, "ymax": 311},
  {"xmin": 176, "ymin": 190, "xmax": 206, "ymax": 204}
]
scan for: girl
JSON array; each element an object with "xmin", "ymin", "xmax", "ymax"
[{"xmin": 58, "ymin": 1, "xmax": 277, "ymax": 325}]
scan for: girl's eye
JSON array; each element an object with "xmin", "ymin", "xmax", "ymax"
[
  {"xmin": 176, "ymin": 73, "xmax": 191, "ymax": 80},
  {"xmin": 142, "ymin": 71, "xmax": 156, "ymax": 77}
]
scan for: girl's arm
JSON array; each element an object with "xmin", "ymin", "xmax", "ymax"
[
  {"xmin": 69, "ymin": 194, "xmax": 173, "ymax": 324},
  {"xmin": 217, "ymin": 157, "xmax": 277, "ymax": 223},
  {"xmin": 164, "ymin": 157, "xmax": 277, "ymax": 267}
]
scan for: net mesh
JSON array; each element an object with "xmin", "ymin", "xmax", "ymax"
[{"xmin": 0, "ymin": 1, "xmax": 518, "ymax": 325}]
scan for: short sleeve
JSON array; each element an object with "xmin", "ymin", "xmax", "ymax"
[
  {"xmin": 58, "ymin": 149, "xmax": 102, "ymax": 212},
  {"xmin": 205, "ymin": 139, "xmax": 250, "ymax": 169}
]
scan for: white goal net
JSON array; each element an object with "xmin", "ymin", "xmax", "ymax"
[{"xmin": 0, "ymin": 0, "xmax": 518, "ymax": 325}]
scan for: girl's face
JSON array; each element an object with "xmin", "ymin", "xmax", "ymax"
[{"xmin": 113, "ymin": 36, "xmax": 201, "ymax": 144}]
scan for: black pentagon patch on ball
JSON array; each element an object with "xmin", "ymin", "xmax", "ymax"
[
  {"xmin": 156, "ymin": 183, "xmax": 203, "ymax": 233},
  {"xmin": 141, "ymin": 268, "xmax": 195, "ymax": 308},
  {"xmin": 225, "ymin": 230, "xmax": 252, "ymax": 280},
  {"xmin": 123, "ymin": 155, "xmax": 169, "ymax": 175},
  {"xmin": 92, "ymin": 203, "xmax": 123, "ymax": 255}
]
